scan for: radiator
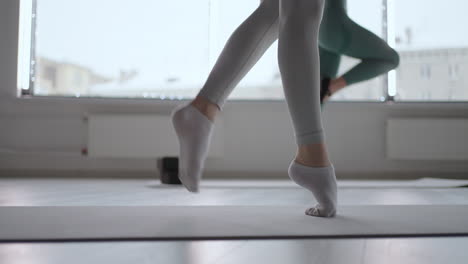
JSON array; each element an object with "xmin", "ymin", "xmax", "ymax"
[
  {"xmin": 386, "ymin": 118, "xmax": 468, "ymax": 160},
  {"xmin": 87, "ymin": 114, "xmax": 224, "ymax": 158}
]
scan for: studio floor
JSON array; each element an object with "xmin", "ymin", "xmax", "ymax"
[{"xmin": 1, "ymin": 177, "xmax": 468, "ymax": 264}]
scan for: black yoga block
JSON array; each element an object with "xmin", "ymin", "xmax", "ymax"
[{"xmin": 157, "ymin": 157, "xmax": 181, "ymax": 185}]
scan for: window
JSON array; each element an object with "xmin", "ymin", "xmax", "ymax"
[
  {"xmin": 393, "ymin": 0, "xmax": 468, "ymax": 101},
  {"xmin": 420, "ymin": 64, "xmax": 431, "ymax": 80},
  {"xmin": 449, "ymin": 64, "xmax": 459, "ymax": 81},
  {"xmin": 18, "ymin": 0, "xmax": 468, "ymax": 102}
]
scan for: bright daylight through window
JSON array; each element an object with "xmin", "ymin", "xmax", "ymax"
[{"xmin": 18, "ymin": 0, "xmax": 468, "ymax": 102}]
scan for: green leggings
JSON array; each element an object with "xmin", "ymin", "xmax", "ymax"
[{"xmin": 319, "ymin": 0, "xmax": 400, "ymax": 85}]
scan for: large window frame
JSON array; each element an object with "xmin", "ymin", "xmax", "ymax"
[{"xmin": 16, "ymin": 0, "xmax": 464, "ymax": 104}]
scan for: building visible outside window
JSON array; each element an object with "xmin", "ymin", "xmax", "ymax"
[
  {"xmin": 420, "ymin": 64, "xmax": 431, "ymax": 80},
  {"xmin": 18, "ymin": 0, "xmax": 468, "ymax": 102},
  {"xmin": 449, "ymin": 64, "xmax": 459, "ymax": 81}
]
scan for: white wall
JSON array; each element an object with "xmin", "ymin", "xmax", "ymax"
[{"xmin": 1, "ymin": 1, "xmax": 468, "ymax": 178}]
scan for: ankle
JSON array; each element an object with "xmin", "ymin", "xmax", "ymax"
[
  {"xmin": 329, "ymin": 77, "xmax": 347, "ymax": 94},
  {"xmin": 296, "ymin": 144, "xmax": 331, "ymax": 167},
  {"xmin": 191, "ymin": 96, "xmax": 219, "ymax": 122}
]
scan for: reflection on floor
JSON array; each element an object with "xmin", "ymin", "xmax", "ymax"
[{"xmin": 1, "ymin": 178, "xmax": 468, "ymax": 264}]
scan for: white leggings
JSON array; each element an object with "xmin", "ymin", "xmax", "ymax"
[{"xmin": 198, "ymin": 0, "xmax": 325, "ymax": 145}]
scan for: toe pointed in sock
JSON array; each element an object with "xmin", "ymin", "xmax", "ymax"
[
  {"xmin": 305, "ymin": 205, "xmax": 336, "ymax": 218},
  {"xmin": 289, "ymin": 161, "xmax": 337, "ymax": 218},
  {"xmin": 178, "ymin": 171, "xmax": 200, "ymax": 193},
  {"xmin": 171, "ymin": 104, "xmax": 214, "ymax": 193}
]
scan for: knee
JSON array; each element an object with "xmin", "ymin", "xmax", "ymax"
[
  {"xmin": 387, "ymin": 48, "xmax": 400, "ymax": 69},
  {"xmin": 280, "ymin": 0, "xmax": 325, "ymax": 21}
]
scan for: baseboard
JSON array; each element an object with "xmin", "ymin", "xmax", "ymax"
[{"xmin": 0, "ymin": 169, "xmax": 157, "ymax": 179}]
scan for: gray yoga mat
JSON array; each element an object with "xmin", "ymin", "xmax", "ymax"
[
  {"xmin": 1, "ymin": 205, "xmax": 468, "ymax": 242},
  {"xmin": 197, "ymin": 178, "xmax": 468, "ymax": 189}
]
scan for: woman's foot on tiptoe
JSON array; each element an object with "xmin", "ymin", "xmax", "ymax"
[
  {"xmin": 288, "ymin": 160, "xmax": 337, "ymax": 217},
  {"xmin": 171, "ymin": 104, "xmax": 214, "ymax": 192}
]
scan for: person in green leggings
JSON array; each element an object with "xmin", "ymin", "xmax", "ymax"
[{"xmin": 319, "ymin": 0, "xmax": 400, "ymax": 103}]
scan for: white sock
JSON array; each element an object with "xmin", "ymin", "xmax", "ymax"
[
  {"xmin": 171, "ymin": 104, "xmax": 214, "ymax": 193},
  {"xmin": 288, "ymin": 161, "xmax": 337, "ymax": 217}
]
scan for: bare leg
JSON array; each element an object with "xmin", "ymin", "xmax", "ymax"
[
  {"xmin": 323, "ymin": 77, "xmax": 347, "ymax": 102},
  {"xmin": 190, "ymin": 96, "xmax": 219, "ymax": 122},
  {"xmin": 296, "ymin": 143, "xmax": 330, "ymax": 167}
]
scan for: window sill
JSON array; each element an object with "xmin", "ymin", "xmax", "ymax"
[{"xmin": 13, "ymin": 95, "xmax": 468, "ymax": 105}]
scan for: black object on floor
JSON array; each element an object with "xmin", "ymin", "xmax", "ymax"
[{"xmin": 157, "ymin": 157, "xmax": 181, "ymax": 185}]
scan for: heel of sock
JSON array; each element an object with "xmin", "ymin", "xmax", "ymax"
[{"xmin": 288, "ymin": 161, "xmax": 335, "ymax": 186}]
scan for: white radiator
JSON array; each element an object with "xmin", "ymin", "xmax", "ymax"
[
  {"xmin": 386, "ymin": 118, "xmax": 468, "ymax": 160},
  {"xmin": 87, "ymin": 114, "xmax": 224, "ymax": 158}
]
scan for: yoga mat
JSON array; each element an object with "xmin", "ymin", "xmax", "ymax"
[
  {"xmin": 1, "ymin": 205, "xmax": 468, "ymax": 242},
  {"xmin": 196, "ymin": 178, "xmax": 468, "ymax": 189}
]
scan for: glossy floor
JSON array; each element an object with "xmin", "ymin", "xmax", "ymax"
[{"xmin": 1, "ymin": 178, "xmax": 468, "ymax": 264}]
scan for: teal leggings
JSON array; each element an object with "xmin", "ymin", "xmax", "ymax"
[{"xmin": 319, "ymin": 0, "xmax": 400, "ymax": 85}]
